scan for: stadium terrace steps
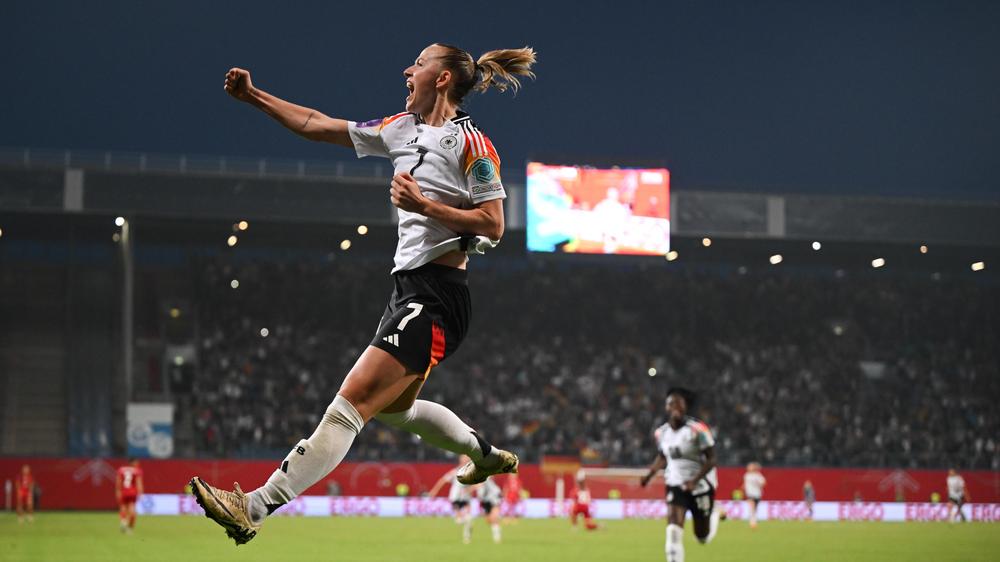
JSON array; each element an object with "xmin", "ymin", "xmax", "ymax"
[{"xmin": 0, "ymin": 339, "xmax": 67, "ymax": 456}]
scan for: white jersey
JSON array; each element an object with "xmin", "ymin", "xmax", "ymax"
[
  {"xmin": 348, "ymin": 111, "xmax": 506, "ymax": 273},
  {"xmin": 476, "ymin": 478, "xmax": 502, "ymax": 505},
  {"xmin": 448, "ymin": 474, "xmax": 472, "ymax": 503},
  {"xmin": 655, "ymin": 417, "xmax": 718, "ymax": 494},
  {"xmin": 947, "ymin": 475, "xmax": 966, "ymax": 499},
  {"xmin": 744, "ymin": 471, "xmax": 766, "ymax": 499}
]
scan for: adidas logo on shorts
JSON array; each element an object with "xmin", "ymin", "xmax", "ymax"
[{"xmin": 382, "ymin": 333, "xmax": 400, "ymax": 347}]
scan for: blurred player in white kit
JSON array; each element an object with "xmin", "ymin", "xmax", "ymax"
[
  {"xmin": 474, "ymin": 477, "xmax": 503, "ymax": 543},
  {"xmin": 640, "ymin": 388, "xmax": 721, "ymax": 562},
  {"xmin": 946, "ymin": 469, "xmax": 968, "ymax": 523},
  {"xmin": 743, "ymin": 462, "xmax": 766, "ymax": 528}
]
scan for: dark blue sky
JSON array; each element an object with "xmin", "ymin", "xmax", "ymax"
[{"xmin": 3, "ymin": 1, "xmax": 998, "ymax": 199}]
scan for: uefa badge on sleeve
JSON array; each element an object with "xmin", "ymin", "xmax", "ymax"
[{"xmin": 471, "ymin": 158, "xmax": 496, "ymax": 183}]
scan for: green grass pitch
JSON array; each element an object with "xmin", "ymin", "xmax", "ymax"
[{"xmin": 2, "ymin": 513, "xmax": 997, "ymax": 561}]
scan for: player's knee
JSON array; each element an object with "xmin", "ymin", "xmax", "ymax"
[
  {"xmin": 374, "ymin": 405, "xmax": 416, "ymax": 428},
  {"xmin": 322, "ymin": 395, "xmax": 365, "ymax": 433}
]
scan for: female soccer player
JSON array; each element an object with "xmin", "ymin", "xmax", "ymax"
[
  {"xmin": 474, "ymin": 477, "xmax": 504, "ymax": 543},
  {"xmin": 116, "ymin": 458, "xmax": 144, "ymax": 533},
  {"xmin": 946, "ymin": 468, "xmax": 968, "ymax": 523},
  {"xmin": 427, "ymin": 458, "xmax": 472, "ymax": 523},
  {"xmin": 569, "ymin": 471, "xmax": 598, "ymax": 531},
  {"xmin": 743, "ymin": 462, "xmax": 766, "ymax": 528},
  {"xmin": 640, "ymin": 388, "xmax": 720, "ymax": 562},
  {"xmin": 15, "ymin": 464, "xmax": 34, "ymax": 524},
  {"xmin": 190, "ymin": 43, "xmax": 536, "ymax": 546},
  {"xmin": 802, "ymin": 479, "xmax": 815, "ymax": 518}
]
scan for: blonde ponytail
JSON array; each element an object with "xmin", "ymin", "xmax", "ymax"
[
  {"xmin": 433, "ymin": 43, "xmax": 537, "ymax": 104},
  {"xmin": 474, "ymin": 47, "xmax": 537, "ymax": 94}
]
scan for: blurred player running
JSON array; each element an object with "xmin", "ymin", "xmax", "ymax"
[
  {"xmin": 802, "ymin": 480, "xmax": 815, "ymax": 519},
  {"xmin": 116, "ymin": 458, "xmax": 144, "ymax": 533},
  {"xmin": 569, "ymin": 471, "xmax": 598, "ymax": 531},
  {"xmin": 474, "ymin": 477, "xmax": 503, "ymax": 543},
  {"xmin": 15, "ymin": 464, "xmax": 34, "ymax": 524},
  {"xmin": 743, "ymin": 462, "xmax": 766, "ymax": 528},
  {"xmin": 946, "ymin": 468, "xmax": 968, "ymax": 523},
  {"xmin": 191, "ymin": 43, "xmax": 536, "ymax": 546},
  {"xmin": 428, "ymin": 456, "xmax": 475, "ymax": 543},
  {"xmin": 640, "ymin": 388, "xmax": 720, "ymax": 562}
]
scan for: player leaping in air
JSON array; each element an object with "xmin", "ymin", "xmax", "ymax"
[
  {"xmin": 640, "ymin": 388, "xmax": 721, "ymax": 562},
  {"xmin": 191, "ymin": 43, "xmax": 536, "ymax": 546}
]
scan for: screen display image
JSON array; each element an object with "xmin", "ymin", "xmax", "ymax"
[{"xmin": 526, "ymin": 162, "xmax": 670, "ymax": 255}]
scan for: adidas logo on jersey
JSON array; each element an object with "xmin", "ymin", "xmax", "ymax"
[
  {"xmin": 382, "ymin": 333, "xmax": 400, "ymax": 347},
  {"xmin": 405, "ymin": 136, "xmax": 419, "ymax": 146}
]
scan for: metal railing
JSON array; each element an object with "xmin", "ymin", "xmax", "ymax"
[
  {"xmin": 0, "ymin": 146, "xmax": 530, "ymax": 183},
  {"xmin": 0, "ymin": 146, "xmax": 393, "ymax": 180}
]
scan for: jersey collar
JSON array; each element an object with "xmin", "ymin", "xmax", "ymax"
[{"xmin": 413, "ymin": 110, "xmax": 471, "ymax": 126}]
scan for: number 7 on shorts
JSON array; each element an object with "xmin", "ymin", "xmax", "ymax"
[{"xmin": 397, "ymin": 303, "xmax": 424, "ymax": 330}]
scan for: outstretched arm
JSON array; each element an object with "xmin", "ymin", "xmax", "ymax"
[{"xmin": 224, "ymin": 68, "xmax": 353, "ymax": 147}]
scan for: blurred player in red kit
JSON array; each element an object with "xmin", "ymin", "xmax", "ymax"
[
  {"xmin": 570, "ymin": 471, "xmax": 598, "ymax": 530},
  {"xmin": 16, "ymin": 464, "xmax": 35, "ymax": 524},
  {"xmin": 116, "ymin": 458, "xmax": 144, "ymax": 533},
  {"xmin": 502, "ymin": 473, "xmax": 523, "ymax": 522}
]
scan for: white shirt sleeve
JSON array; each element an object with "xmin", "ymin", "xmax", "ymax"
[
  {"xmin": 347, "ymin": 117, "xmax": 391, "ymax": 159},
  {"xmin": 462, "ymin": 132, "xmax": 506, "ymax": 205}
]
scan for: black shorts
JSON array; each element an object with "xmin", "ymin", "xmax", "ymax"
[
  {"xmin": 949, "ymin": 496, "xmax": 964, "ymax": 506},
  {"xmin": 480, "ymin": 501, "xmax": 496, "ymax": 513},
  {"xmin": 667, "ymin": 484, "xmax": 715, "ymax": 522},
  {"xmin": 371, "ymin": 264, "xmax": 471, "ymax": 378},
  {"xmin": 748, "ymin": 496, "xmax": 761, "ymax": 506},
  {"xmin": 452, "ymin": 500, "xmax": 470, "ymax": 510}
]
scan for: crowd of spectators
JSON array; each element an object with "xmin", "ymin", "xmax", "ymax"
[{"xmin": 179, "ymin": 256, "xmax": 999, "ymax": 470}]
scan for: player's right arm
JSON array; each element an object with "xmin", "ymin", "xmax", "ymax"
[
  {"xmin": 640, "ymin": 452, "xmax": 666, "ymax": 488},
  {"xmin": 115, "ymin": 472, "xmax": 122, "ymax": 502},
  {"xmin": 224, "ymin": 68, "xmax": 353, "ymax": 147}
]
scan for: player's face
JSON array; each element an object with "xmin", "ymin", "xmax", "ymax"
[
  {"xmin": 665, "ymin": 394, "xmax": 686, "ymax": 420},
  {"xmin": 403, "ymin": 45, "xmax": 447, "ymax": 115}
]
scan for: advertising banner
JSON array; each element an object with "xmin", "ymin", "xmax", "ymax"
[{"xmin": 126, "ymin": 403, "xmax": 174, "ymax": 459}]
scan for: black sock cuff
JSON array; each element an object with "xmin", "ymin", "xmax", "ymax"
[
  {"xmin": 265, "ymin": 503, "xmax": 285, "ymax": 516},
  {"xmin": 471, "ymin": 431, "xmax": 494, "ymax": 458}
]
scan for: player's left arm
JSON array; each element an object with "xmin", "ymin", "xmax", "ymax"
[
  {"xmin": 640, "ymin": 452, "xmax": 667, "ymax": 487},
  {"xmin": 389, "ymin": 172, "xmax": 504, "ymax": 240},
  {"xmin": 137, "ymin": 474, "xmax": 144, "ymax": 497},
  {"xmin": 684, "ymin": 446, "xmax": 717, "ymax": 492}
]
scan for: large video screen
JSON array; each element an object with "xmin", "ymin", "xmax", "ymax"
[{"xmin": 526, "ymin": 162, "xmax": 670, "ymax": 255}]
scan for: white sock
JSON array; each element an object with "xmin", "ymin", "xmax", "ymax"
[
  {"xmin": 248, "ymin": 395, "xmax": 364, "ymax": 523},
  {"xmin": 376, "ymin": 400, "xmax": 500, "ymax": 466},
  {"xmin": 491, "ymin": 522, "xmax": 501, "ymax": 543},
  {"xmin": 666, "ymin": 524, "xmax": 685, "ymax": 562},
  {"xmin": 463, "ymin": 516, "xmax": 473, "ymax": 542}
]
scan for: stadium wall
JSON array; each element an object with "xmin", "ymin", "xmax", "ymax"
[{"xmin": 2, "ymin": 458, "xmax": 997, "ymax": 510}]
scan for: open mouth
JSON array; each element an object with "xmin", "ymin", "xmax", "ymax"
[{"xmin": 405, "ymin": 81, "xmax": 414, "ymax": 102}]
